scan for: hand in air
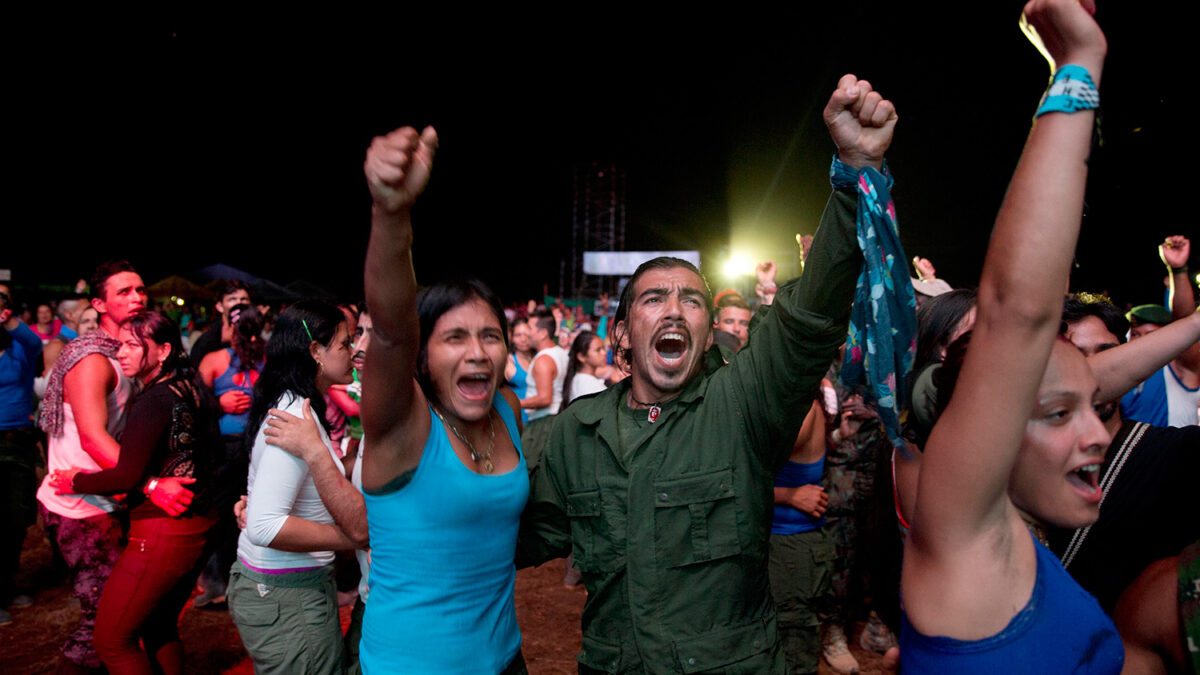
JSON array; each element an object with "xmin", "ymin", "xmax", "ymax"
[
  {"xmin": 264, "ymin": 398, "xmax": 328, "ymax": 463},
  {"xmin": 365, "ymin": 126, "xmax": 438, "ymax": 215},
  {"xmin": 1020, "ymin": 0, "xmax": 1106, "ymax": 76},
  {"xmin": 219, "ymin": 390, "xmax": 251, "ymax": 415},
  {"xmin": 823, "ymin": 74, "xmax": 897, "ymax": 170},
  {"xmin": 150, "ymin": 477, "xmax": 196, "ymax": 518},
  {"xmin": 1160, "ymin": 236, "xmax": 1191, "ymax": 269}
]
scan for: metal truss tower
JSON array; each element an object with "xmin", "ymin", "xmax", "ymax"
[{"xmin": 569, "ymin": 161, "xmax": 626, "ymax": 299}]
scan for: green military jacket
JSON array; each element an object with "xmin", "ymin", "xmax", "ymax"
[{"xmin": 517, "ymin": 188, "xmax": 860, "ymax": 674}]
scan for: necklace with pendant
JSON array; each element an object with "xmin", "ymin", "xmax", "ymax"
[
  {"xmin": 433, "ymin": 406, "xmax": 497, "ymax": 472},
  {"xmin": 628, "ymin": 391, "xmax": 662, "ymax": 423}
]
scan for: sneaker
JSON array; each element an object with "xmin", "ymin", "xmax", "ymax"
[
  {"xmin": 858, "ymin": 610, "xmax": 898, "ymax": 654},
  {"xmin": 823, "ymin": 624, "xmax": 860, "ymax": 674},
  {"xmin": 0, "ymin": 608, "xmax": 11, "ymax": 626},
  {"xmin": 9, "ymin": 593, "xmax": 34, "ymax": 608}
]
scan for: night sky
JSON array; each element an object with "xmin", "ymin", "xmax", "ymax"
[{"xmin": 5, "ymin": 6, "xmax": 1190, "ymax": 310}]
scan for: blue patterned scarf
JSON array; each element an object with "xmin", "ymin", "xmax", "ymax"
[{"xmin": 830, "ymin": 156, "xmax": 916, "ymax": 449}]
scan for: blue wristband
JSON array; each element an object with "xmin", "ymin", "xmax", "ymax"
[{"xmin": 1036, "ymin": 64, "xmax": 1099, "ymax": 117}]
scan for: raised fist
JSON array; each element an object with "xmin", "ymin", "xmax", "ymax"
[
  {"xmin": 823, "ymin": 74, "xmax": 897, "ymax": 170},
  {"xmin": 1160, "ymin": 236, "xmax": 1191, "ymax": 269},
  {"xmin": 364, "ymin": 126, "xmax": 438, "ymax": 215},
  {"xmin": 1020, "ymin": 0, "xmax": 1106, "ymax": 77}
]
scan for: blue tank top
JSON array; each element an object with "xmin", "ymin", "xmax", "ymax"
[
  {"xmin": 772, "ymin": 458, "xmax": 824, "ymax": 535},
  {"xmin": 213, "ymin": 348, "xmax": 259, "ymax": 436},
  {"xmin": 506, "ymin": 353, "xmax": 529, "ymax": 424},
  {"xmin": 900, "ymin": 531, "xmax": 1124, "ymax": 673},
  {"xmin": 359, "ymin": 394, "xmax": 528, "ymax": 674}
]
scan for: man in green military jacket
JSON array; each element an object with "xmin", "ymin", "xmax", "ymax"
[{"xmin": 517, "ymin": 73, "xmax": 898, "ymax": 674}]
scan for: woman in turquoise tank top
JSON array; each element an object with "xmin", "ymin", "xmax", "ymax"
[
  {"xmin": 358, "ymin": 125, "xmax": 529, "ymax": 674},
  {"xmin": 899, "ymin": 2, "xmax": 1122, "ymax": 672}
]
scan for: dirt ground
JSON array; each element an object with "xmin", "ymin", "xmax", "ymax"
[{"xmin": 1, "ymin": 523, "xmax": 886, "ymax": 674}]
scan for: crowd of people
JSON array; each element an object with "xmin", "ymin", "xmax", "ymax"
[{"xmin": 1, "ymin": 1, "xmax": 1199, "ymax": 673}]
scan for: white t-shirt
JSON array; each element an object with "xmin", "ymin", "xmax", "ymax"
[
  {"xmin": 568, "ymin": 372, "xmax": 607, "ymax": 403},
  {"xmin": 525, "ymin": 346, "xmax": 569, "ymax": 421},
  {"xmin": 237, "ymin": 392, "xmax": 345, "ymax": 570},
  {"xmin": 37, "ymin": 354, "xmax": 133, "ymax": 519}
]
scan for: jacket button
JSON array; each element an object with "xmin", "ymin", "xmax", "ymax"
[
  {"xmin": 659, "ymin": 492, "xmax": 668, "ymax": 501},
  {"xmin": 753, "ymin": 639, "xmax": 762, "ymax": 648},
  {"xmin": 687, "ymin": 657, "xmax": 695, "ymax": 665}
]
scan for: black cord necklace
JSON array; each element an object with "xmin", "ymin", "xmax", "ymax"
[{"xmin": 627, "ymin": 390, "xmax": 662, "ymax": 423}]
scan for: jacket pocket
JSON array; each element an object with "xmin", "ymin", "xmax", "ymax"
[
  {"xmin": 577, "ymin": 632, "xmax": 624, "ymax": 673},
  {"xmin": 566, "ymin": 489, "xmax": 610, "ymax": 573},
  {"xmin": 654, "ymin": 467, "xmax": 742, "ymax": 567},
  {"xmin": 672, "ymin": 618, "xmax": 776, "ymax": 673}
]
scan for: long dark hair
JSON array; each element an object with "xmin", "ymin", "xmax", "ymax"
[
  {"xmin": 245, "ymin": 300, "xmax": 345, "ymax": 457},
  {"xmin": 611, "ymin": 257, "xmax": 712, "ymax": 366},
  {"xmin": 561, "ymin": 331, "xmax": 597, "ymax": 406},
  {"xmin": 228, "ymin": 303, "xmax": 266, "ymax": 373},
  {"xmin": 914, "ymin": 288, "xmax": 977, "ymax": 374},
  {"xmin": 415, "ymin": 279, "xmax": 508, "ymax": 405},
  {"xmin": 121, "ymin": 310, "xmax": 193, "ymax": 385}
]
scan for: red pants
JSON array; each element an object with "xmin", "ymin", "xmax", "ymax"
[{"xmin": 94, "ymin": 514, "xmax": 214, "ymax": 675}]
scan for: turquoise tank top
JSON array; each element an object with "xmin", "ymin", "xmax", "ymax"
[
  {"xmin": 900, "ymin": 531, "xmax": 1123, "ymax": 673},
  {"xmin": 213, "ymin": 348, "xmax": 259, "ymax": 437},
  {"xmin": 359, "ymin": 394, "xmax": 527, "ymax": 674}
]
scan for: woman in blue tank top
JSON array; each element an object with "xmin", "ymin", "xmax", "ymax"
[
  {"xmin": 899, "ymin": 3, "xmax": 1122, "ymax": 672},
  {"xmin": 358, "ymin": 125, "xmax": 529, "ymax": 674}
]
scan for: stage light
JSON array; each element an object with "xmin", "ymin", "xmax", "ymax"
[{"xmin": 723, "ymin": 254, "xmax": 753, "ymax": 278}]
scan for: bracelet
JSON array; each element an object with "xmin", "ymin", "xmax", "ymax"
[
  {"xmin": 831, "ymin": 429, "xmax": 842, "ymax": 444},
  {"xmin": 761, "ymin": 283, "xmax": 778, "ymax": 293},
  {"xmin": 144, "ymin": 477, "xmax": 160, "ymax": 498},
  {"xmin": 1036, "ymin": 65, "xmax": 1099, "ymax": 117},
  {"xmin": 1170, "ymin": 265, "xmax": 1188, "ymax": 275}
]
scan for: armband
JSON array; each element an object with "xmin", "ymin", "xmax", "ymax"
[{"xmin": 1036, "ymin": 65, "xmax": 1099, "ymax": 117}]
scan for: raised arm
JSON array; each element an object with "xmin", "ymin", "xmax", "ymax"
[
  {"xmin": 1088, "ymin": 310, "xmax": 1200, "ymax": 402},
  {"xmin": 914, "ymin": 0, "xmax": 1106, "ymax": 554},
  {"xmin": 360, "ymin": 126, "xmax": 437, "ymax": 491},
  {"xmin": 727, "ymin": 75, "xmax": 892, "ymax": 460},
  {"xmin": 1159, "ymin": 235, "xmax": 1200, "ymax": 373},
  {"xmin": 1161, "ymin": 236, "xmax": 1194, "ymax": 321}
]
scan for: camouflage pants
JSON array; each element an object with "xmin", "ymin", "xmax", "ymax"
[
  {"xmin": 40, "ymin": 506, "xmax": 125, "ymax": 668},
  {"xmin": 822, "ymin": 427, "xmax": 883, "ymax": 626}
]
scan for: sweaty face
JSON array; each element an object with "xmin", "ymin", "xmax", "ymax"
[
  {"xmin": 315, "ymin": 321, "xmax": 354, "ymax": 388},
  {"xmin": 1009, "ymin": 341, "xmax": 1112, "ymax": 529},
  {"xmin": 96, "ymin": 272, "xmax": 147, "ymax": 326},
  {"xmin": 352, "ymin": 313, "xmax": 372, "ymax": 373},
  {"xmin": 715, "ymin": 306, "xmax": 751, "ymax": 349},
  {"xmin": 425, "ymin": 298, "xmax": 508, "ymax": 422},
  {"xmin": 617, "ymin": 267, "xmax": 713, "ymax": 401}
]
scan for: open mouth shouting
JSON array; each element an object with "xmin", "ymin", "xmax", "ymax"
[
  {"xmin": 1065, "ymin": 461, "xmax": 1102, "ymax": 504},
  {"xmin": 654, "ymin": 329, "xmax": 690, "ymax": 369},
  {"xmin": 457, "ymin": 372, "xmax": 493, "ymax": 401}
]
